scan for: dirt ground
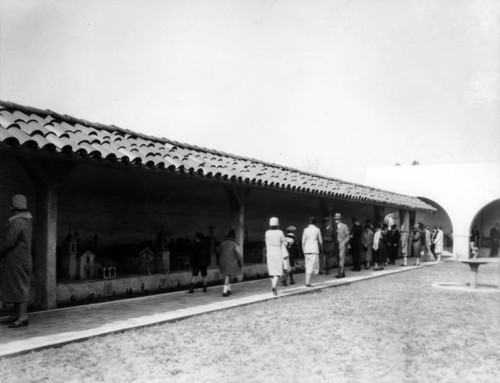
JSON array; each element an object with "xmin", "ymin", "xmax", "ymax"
[{"xmin": 1, "ymin": 261, "xmax": 499, "ymax": 383}]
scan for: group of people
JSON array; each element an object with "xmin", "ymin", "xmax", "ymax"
[{"xmin": 263, "ymin": 215, "xmax": 446, "ymax": 296}]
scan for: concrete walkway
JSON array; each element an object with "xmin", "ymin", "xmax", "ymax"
[{"xmin": 0, "ymin": 258, "xmax": 442, "ymax": 358}]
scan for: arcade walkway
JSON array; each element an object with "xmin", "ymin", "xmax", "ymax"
[{"xmin": 0, "ymin": 257, "xmax": 445, "ymax": 359}]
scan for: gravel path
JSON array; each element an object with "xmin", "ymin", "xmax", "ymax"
[{"xmin": 1, "ymin": 261, "xmax": 499, "ymax": 383}]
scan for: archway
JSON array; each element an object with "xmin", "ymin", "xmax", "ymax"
[
  {"xmin": 470, "ymin": 198, "xmax": 500, "ymax": 257},
  {"xmin": 416, "ymin": 197, "xmax": 454, "ymax": 249}
]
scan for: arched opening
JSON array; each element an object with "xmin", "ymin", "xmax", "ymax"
[
  {"xmin": 416, "ymin": 197, "xmax": 454, "ymax": 249},
  {"xmin": 470, "ymin": 198, "xmax": 500, "ymax": 257}
]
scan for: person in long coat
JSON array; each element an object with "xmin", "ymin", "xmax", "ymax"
[
  {"xmin": 218, "ymin": 229, "xmax": 243, "ymax": 297},
  {"xmin": 411, "ymin": 224, "xmax": 422, "ymax": 266},
  {"xmin": 399, "ymin": 224, "xmax": 409, "ymax": 266},
  {"xmin": 433, "ymin": 226, "xmax": 444, "ymax": 261},
  {"xmin": 0, "ymin": 194, "xmax": 33, "ymax": 328},
  {"xmin": 188, "ymin": 233, "xmax": 211, "ymax": 293},
  {"xmin": 265, "ymin": 217, "xmax": 287, "ymax": 296},
  {"xmin": 361, "ymin": 223, "xmax": 374, "ymax": 269}
]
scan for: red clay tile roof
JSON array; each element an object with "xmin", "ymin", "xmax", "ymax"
[{"xmin": 0, "ymin": 100, "xmax": 435, "ymax": 212}]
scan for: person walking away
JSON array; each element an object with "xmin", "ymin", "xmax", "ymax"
[
  {"xmin": 188, "ymin": 233, "xmax": 211, "ymax": 293},
  {"xmin": 0, "ymin": 194, "xmax": 33, "ymax": 328},
  {"xmin": 433, "ymin": 226, "xmax": 444, "ymax": 261},
  {"xmin": 361, "ymin": 223, "xmax": 374, "ymax": 269},
  {"xmin": 489, "ymin": 223, "xmax": 499, "ymax": 257},
  {"xmin": 321, "ymin": 217, "xmax": 336, "ymax": 275},
  {"xmin": 334, "ymin": 213, "xmax": 350, "ymax": 278},
  {"xmin": 265, "ymin": 217, "xmax": 287, "ymax": 296},
  {"xmin": 302, "ymin": 216, "xmax": 323, "ymax": 287},
  {"xmin": 412, "ymin": 224, "xmax": 422, "ymax": 266},
  {"xmin": 350, "ymin": 217, "xmax": 363, "ymax": 271},
  {"xmin": 372, "ymin": 224, "xmax": 384, "ymax": 271},
  {"xmin": 283, "ymin": 226, "xmax": 298, "ymax": 285},
  {"xmin": 400, "ymin": 224, "xmax": 409, "ymax": 266},
  {"xmin": 430, "ymin": 227, "xmax": 437, "ymax": 258},
  {"xmin": 218, "ymin": 229, "xmax": 243, "ymax": 297}
]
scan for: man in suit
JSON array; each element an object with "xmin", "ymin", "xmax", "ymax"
[
  {"xmin": 302, "ymin": 216, "xmax": 323, "ymax": 287},
  {"xmin": 321, "ymin": 216, "xmax": 337, "ymax": 275},
  {"xmin": 334, "ymin": 213, "xmax": 350, "ymax": 278}
]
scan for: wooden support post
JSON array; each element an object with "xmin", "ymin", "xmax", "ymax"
[
  {"xmin": 224, "ymin": 186, "xmax": 251, "ymax": 262},
  {"xmin": 16, "ymin": 157, "xmax": 75, "ymax": 310},
  {"xmin": 373, "ymin": 206, "xmax": 386, "ymax": 226}
]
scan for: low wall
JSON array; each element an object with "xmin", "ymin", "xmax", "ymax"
[{"xmin": 56, "ymin": 263, "xmax": 271, "ymax": 305}]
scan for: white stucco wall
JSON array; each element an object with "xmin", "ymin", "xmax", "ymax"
[{"xmin": 366, "ymin": 162, "xmax": 500, "ymax": 259}]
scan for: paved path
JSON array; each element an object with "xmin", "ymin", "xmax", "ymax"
[{"xmin": 0, "ymin": 258, "xmax": 442, "ymax": 358}]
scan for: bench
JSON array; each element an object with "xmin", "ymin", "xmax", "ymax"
[{"xmin": 460, "ymin": 258, "xmax": 500, "ymax": 288}]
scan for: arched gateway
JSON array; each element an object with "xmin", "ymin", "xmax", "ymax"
[{"xmin": 0, "ymin": 100, "xmax": 434, "ymax": 311}]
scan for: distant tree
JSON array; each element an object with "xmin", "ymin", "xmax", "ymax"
[
  {"xmin": 395, "ymin": 162, "xmax": 401, "ymax": 166},
  {"xmin": 411, "ymin": 160, "xmax": 420, "ymax": 166}
]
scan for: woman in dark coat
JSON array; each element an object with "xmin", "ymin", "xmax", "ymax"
[
  {"xmin": 218, "ymin": 229, "xmax": 243, "ymax": 297},
  {"xmin": 0, "ymin": 194, "xmax": 33, "ymax": 328}
]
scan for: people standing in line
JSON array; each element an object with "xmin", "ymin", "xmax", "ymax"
[
  {"xmin": 0, "ymin": 194, "xmax": 33, "ymax": 328},
  {"xmin": 321, "ymin": 217, "xmax": 336, "ymax": 275},
  {"xmin": 388, "ymin": 224, "xmax": 400, "ymax": 265},
  {"xmin": 188, "ymin": 233, "xmax": 211, "ymax": 293},
  {"xmin": 372, "ymin": 224, "xmax": 385, "ymax": 271},
  {"xmin": 361, "ymin": 223, "xmax": 374, "ymax": 270},
  {"xmin": 265, "ymin": 217, "xmax": 287, "ymax": 296},
  {"xmin": 302, "ymin": 216, "xmax": 323, "ymax": 287},
  {"xmin": 218, "ymin": 229, "xmax": 243, "ymax": 297},
  {"xmin": 412, "ymin": 224, "xmax": 422, "ymax": 266},
  {"xmin": 282, "ymin": 226, "xmax": 298, "ymax": 286},
  {"xmin": 334, "ymin": 213, "xmax": 350, "ymax": 279},
  {"xmin": 350, "ymin": 217, "xmax": 363, "ymax": 271},
  {"xmin": 400, "ymin": 224, "xmax": 409, "ymax": 266},
  {"xmin": 433, "ymin": 226, "xmax": 444, "ymax": 262},
  {"xmin": 424, "ymin": 226, "xmax": 434, "ymax": 262},
  {"xmin": 489, "ymin": 223, "xmax": 499, "ymax": 257}
]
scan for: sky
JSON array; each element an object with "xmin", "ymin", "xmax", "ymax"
[{"xmin": 1, "ymin": 0, "xmax": 499, "ymax": 184}]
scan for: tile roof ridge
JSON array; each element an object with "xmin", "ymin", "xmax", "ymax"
[{"xmin": 0, "ymin": 100, "xmax": 430, "ymax": 205}]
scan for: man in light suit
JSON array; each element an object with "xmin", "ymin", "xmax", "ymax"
[
  {"xmin": 334, "ymin": 213, "xmax": 350, "ymax": 278},
  {"xmin": 302, "ymin": 216, "xmax": 323, "ymax": 287}
]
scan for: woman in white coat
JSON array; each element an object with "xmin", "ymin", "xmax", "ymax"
[{"xmin": 265, "ymin": 217, "xmax": 287, "ymax": 296}]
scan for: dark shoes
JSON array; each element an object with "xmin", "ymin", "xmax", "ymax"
[
  {"xmin": 335, "ymin": 272, "xmax": 345, "ymax": 279},
  {"xmin": 222, "ymin": 292, "xmax": 229, "ymax": 297},
  {"xmin": 9, "ymin": 319, "xmax": 29, "ymax": 328},
  {"xmin": 203, "ymin": 286, "xmax": 207, "ymax": 293},
  {"xmin": 272, "ymin": 288, "xmax": 278, "ymax": 296},
  {"xmin": 305, "ymin": 284, "xmax": 313, "ymax": 287}
]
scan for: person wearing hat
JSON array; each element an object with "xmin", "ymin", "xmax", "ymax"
[
  {"xmin": 302, "ymin": 216, "xmax": 323, "ymax": 287},
  {"xmin": 218, "ymin": 229, "xmax": 243, "ymax": 297},
  {"xmin": 0, "ymin": 194, "xmax": 33, "ymax": 328},
  {"xmin": 334, "ymin": 213, "xmax": 350, "ymax": 278},
  {"xmin": 282, "ymin": 225, "xmax": 298, "ymax": 286},
  {"xmin": 265, "ymin": 217, "xmax": 287, "ymax": 296}
]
